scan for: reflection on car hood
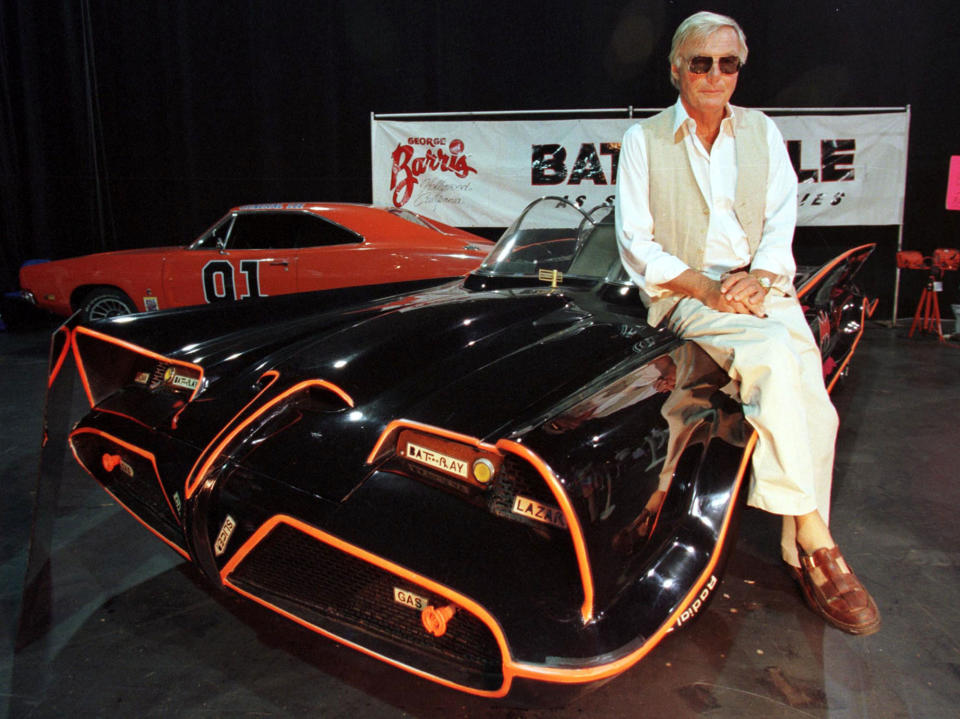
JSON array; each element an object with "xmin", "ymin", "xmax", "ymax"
[
  {"xmin": 100, "ymin": 280, "xmax": 673, "ymax": 502},
  {"xmin": 285, "ymin": 286, "xmax": 662, "ymax": 435}
]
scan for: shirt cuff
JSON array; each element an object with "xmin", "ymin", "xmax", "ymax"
[{"xmin": 644, "ymin": 254, "xmax": 690, "ymax": 288}]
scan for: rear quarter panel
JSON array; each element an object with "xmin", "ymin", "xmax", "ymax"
[{"xmin": 19, "ymin": 250, "xmax": 171, "ymax": 315}]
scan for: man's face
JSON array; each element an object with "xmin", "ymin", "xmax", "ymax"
[{"xmin": 672, "ymin": 26, "xmax": 742, "ymax": 120}]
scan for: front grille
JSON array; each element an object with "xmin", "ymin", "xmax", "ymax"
[
  {"xmin": 70, "ymin": 432, "xmax": 186, "ymax": 552},
  {"xmin": 227, "ymin": 522, "xmax": 503, "ymax": 689}
]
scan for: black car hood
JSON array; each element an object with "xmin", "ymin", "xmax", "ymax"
[
  {"xmin": 166, "ymin": 281, "xmax": 672, "ymax": 503},
  {"xmin": 288, "ymin": 288, "xmax": 658, "ymax": 432}
]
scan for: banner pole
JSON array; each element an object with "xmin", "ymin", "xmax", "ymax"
[{"xmin": 891, "ymin": 104, "xmax": 911, "ymax": 327}]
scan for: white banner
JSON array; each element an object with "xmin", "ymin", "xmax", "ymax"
[{"xmin": 371, "ymin": 110, "xmax": 908, "ymax": 228}]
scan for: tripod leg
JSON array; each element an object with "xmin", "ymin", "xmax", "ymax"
[
  {"xmin": 910, "ymin": 288, "xmax": 926, "ymax": 337},
  {"xmin": 932, "ymin": 288, "xmax": 943, "ymax": 341}
]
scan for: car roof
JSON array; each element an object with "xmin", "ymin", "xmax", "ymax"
[
  {"xmin": 228, "ymin": 202, "xmax": 471, "ymax": 239},
  {"xmin": 234, "ymin": 202, "xmax": 377, "ymax": 213}
]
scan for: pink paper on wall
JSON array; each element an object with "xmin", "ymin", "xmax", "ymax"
[{"xmin": 947, "ymin": 156, "xmax": 960, "ymax": 210}]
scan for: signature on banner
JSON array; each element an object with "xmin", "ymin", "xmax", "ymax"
[{"xmin": 412, "ymin": 177, "xmax": 470, "ymax": 209}]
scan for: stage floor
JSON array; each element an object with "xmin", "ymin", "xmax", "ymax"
[{"xmin": 3, "ymin": 321, "xmax": 958, "ymax": 718}]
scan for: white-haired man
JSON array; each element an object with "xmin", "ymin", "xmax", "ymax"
[{"xmin": 615, "ymin": 10, "xmax": 879, "ymax": 635}]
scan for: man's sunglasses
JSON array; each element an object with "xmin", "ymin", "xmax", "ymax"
[{"xmin": 687, "ymin": 55, "xmax": 742, "ymax": 75}]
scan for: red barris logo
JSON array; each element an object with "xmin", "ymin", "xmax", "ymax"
[{"xmin": 390, "ymin": 137, "xmax": 477, "ymax": 207}]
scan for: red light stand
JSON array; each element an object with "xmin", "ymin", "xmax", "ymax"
[{"xmin": 897, "ymin": 248, "xmax": 959, "ymax": 341}]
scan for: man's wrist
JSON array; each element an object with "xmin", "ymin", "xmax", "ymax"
[{"xmin": 750, "ymin": 269, "xmax": 776, "ymax": 294}]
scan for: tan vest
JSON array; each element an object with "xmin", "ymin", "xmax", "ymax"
[{"xmin": 640, "ymin": 105, "xmax": 771, "ymax": 325}]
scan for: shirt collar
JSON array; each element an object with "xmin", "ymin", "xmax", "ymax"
[{"xmin": 671, "ymin": 98, "xmax": 736, "ymax": 139}]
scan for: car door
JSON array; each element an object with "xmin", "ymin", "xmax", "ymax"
[
  {"xmin": 290, "ymin": 214, "xmax": 365, "ymax": 291},
  {"xmin": 162, "ymin": 212, "xmax": 301, "ymax": 309}
]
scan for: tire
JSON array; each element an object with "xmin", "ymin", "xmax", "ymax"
[{"xmin": 80, "ymin": 288, "xmax": 137, "ymax": 323}]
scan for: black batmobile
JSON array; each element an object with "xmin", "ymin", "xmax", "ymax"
[{"xmin": 47, "ymin": 198, "xmax": 875, "ymax": 705}]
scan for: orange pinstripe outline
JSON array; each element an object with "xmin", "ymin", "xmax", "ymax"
[
  {"xmin": 508, "ymin": 431, "xmax": 757, "ymax": 684},
  {"xmin": 494, "ymin": 438, "xmax": 595, "ymax": 623},
  {"xmin": 68, "ymin": 427, "xmax": 190, "ymax": 559},
  {"xmin": 47, "ymin": 326, "xmax": 73, "ymax": 388},
  {"xmin": 514, "ymin": 242, "xmax": 880, "ymax": 681},
  {"xmin": 216, "ymin": 430, "xmax": 756, "ymax": 692},
  {"xmin": 220, "ymin": 514, "xmax": 514, "ymax": 698},
  {"xmin": 71, "ymin": 325, "xmax": 205, "ymax": 409},
  {"xmin": 366, "ymin": 420, "xmax": 593, "ymax": 622},
  {"xmin": 182, "ymin": 370, "xmax": 280, "ymax": 498},
  {"xmin": 825, "ymin": 298, "xmax": 868, "ymax": 394},
  {"xmin": 63, "ymin": 244, "xmax": 872, "ymax": 691},
  {"xmin": 366, "ymin": 419, "xmax": 501, "ymax": 465},
  {"xmin": 524, "ymin": 245, "xmax": 881, "ymax": 681},
  {"xmin": 796, "ymin": 243, "xmax": 875, "ymax": 301},
  {"xmin": 183, "ymin": 378, "xmax": 354, "ymax": 499}
]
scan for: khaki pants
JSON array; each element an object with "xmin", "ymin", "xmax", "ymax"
[{"xmin": 661, "ymin": 293, "xmax": 838, "ymax": 568}]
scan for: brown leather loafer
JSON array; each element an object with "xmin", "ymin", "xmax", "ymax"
[{"xmin": 790, "ymin": 545, "xmax": 881, "ymax": 635}]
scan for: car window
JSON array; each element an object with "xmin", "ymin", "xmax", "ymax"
[
  {"xmin": 228, "ymin": 212, "xmax": 362, "ymax": 250},
  {"xmin": 387, "ymin": 208, "xmax": 441, "ymax": 232},
  {"xmin": 479, "ymin": 198, "xmax": 627, "ymax": 283},
  {"xmin": 192, "ymin": 214, "xmax": 234, "ymax": 249}
]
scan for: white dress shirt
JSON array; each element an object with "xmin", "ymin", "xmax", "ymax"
[{"xmin": 615, "ymin": 99, "xmax": 798, "ymax": 297}]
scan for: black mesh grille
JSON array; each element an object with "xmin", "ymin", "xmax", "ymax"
[
  {"xmin": 106, "ymin": 462, "xmax": 184, "ymax": 548},
  {"xmin": 228, "ymin": 523, "xmax": 503, "ymax": 688},
  {"xmin": 71, "ymin": 433, "xmax": 185, "ymax": 551}
]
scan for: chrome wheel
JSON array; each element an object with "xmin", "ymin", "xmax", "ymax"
[{"xmin": 81, "ymin": 290, "xmax": 136, "ymax": 322}]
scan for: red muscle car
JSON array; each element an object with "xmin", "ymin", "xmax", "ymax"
[{"xmin": 18, "ymin": 203, "xmax": 491, "ymax": 322}]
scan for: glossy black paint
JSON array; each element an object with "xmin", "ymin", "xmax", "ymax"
[{"xmin": 59, "ymin": 203, "xmax": 875, "ymax": 703}]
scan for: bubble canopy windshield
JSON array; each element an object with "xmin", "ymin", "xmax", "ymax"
[{"xmin": 476, "ymin": 197, "xmax": 632, "ymax": 285}]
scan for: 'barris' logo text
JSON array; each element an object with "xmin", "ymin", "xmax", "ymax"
[{"xmin": 390, "ymin": 138, "xmax": 477, "ymax": 207}]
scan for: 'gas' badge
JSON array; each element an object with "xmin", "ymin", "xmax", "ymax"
[{"xmin": 393, "ymin": 587, "xmax": 430, "ymax": 611}]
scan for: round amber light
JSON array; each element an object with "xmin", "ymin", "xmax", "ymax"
[{"xmin": 472, "ymin": 458, "xmax": 495, "ymax": 484}]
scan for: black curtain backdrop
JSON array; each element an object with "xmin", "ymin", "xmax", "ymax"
[{"xmin": 3, "ymin": 0, "xmax": 960, "ymax": 315}]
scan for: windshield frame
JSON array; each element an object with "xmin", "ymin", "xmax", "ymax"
[{"xmin": 473, "ymin": 197, "xmax": 633, "ymax": 288}]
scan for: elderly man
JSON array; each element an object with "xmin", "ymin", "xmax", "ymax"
[{"xmin": 615, "ymin": 10, "xmax": 879, "ymax": 635}]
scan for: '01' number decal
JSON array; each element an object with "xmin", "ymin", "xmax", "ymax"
[{"xmin": 202, "ymin": 260, "xmax": 268, "ymax": 303}]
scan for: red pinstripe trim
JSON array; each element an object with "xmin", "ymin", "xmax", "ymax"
[
  {"xmin": 68, "ymin": 427, "xmax": 190, "ymax": 559},
  {"xmin": 494, "ymin": 438, "xmax": 595, "ymax": 623},
  {"xmin": 796, "ymin": 243, "xmax": 875, "ymax": 300},
  {"xmin": 509, "ymin": 431, "xmax": 757, "ymax": 684},
  {"xmin": 825, "ymin": 298, "xmax": 868, "ymax": 394},
  {"xmin": 184, "ymin": 378, "xmax": 354, "ymax": 499},
  {"xmin": 71, "ymin": 325, "xmax": 205, "ymax": 408},
  {"xmin": 221, "ymin": 514, "xmax": 513, "ymax": 697},
  {"xmin": 47, "ymin": 326, "xmax": 72, "ymax": 388}
]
